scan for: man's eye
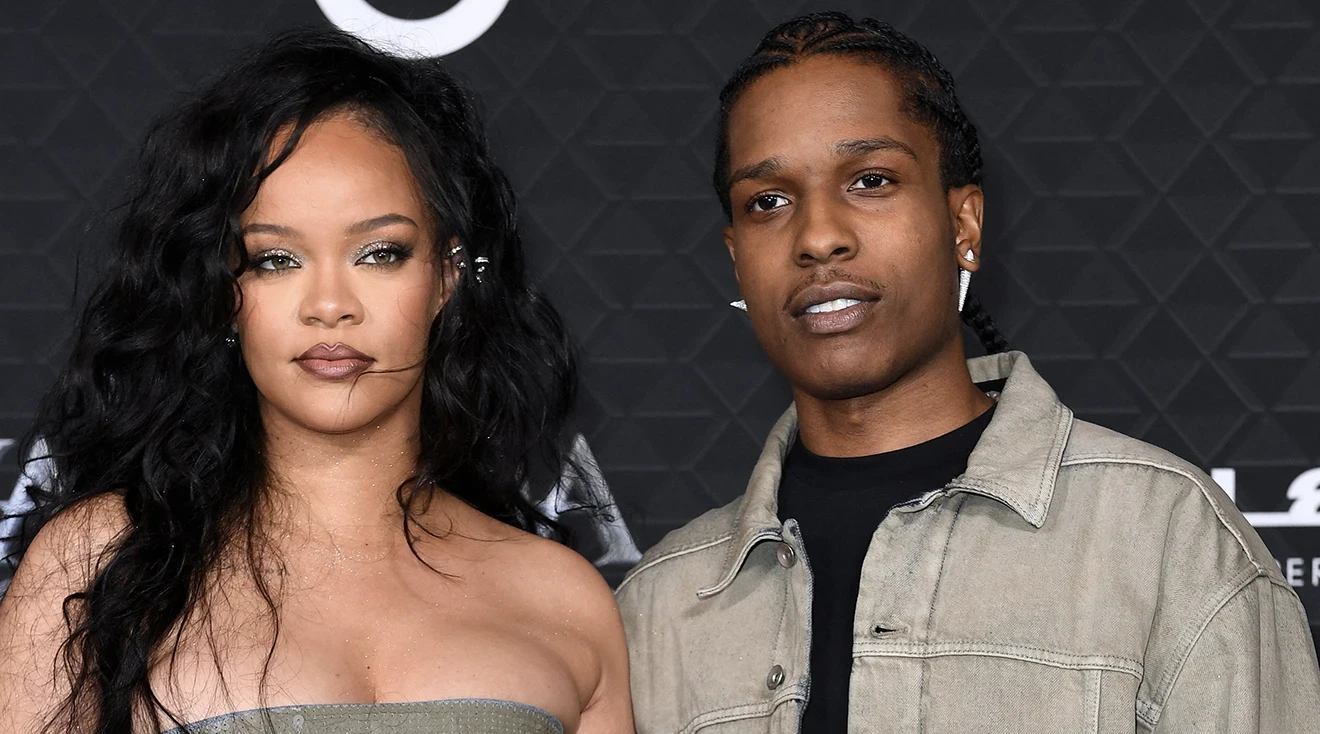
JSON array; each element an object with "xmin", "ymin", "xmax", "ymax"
[
  {"xmin": 850, "ymin": 173, "xmax": 892, "ymax": 190},
  {"xmin": 748, "ymin": 193, "xmax": 789, "ymax": 212}
]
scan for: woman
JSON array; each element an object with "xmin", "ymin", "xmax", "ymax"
[{"xmin": 0, "ymin": 28, "xmax": 632, "ymax": 734}]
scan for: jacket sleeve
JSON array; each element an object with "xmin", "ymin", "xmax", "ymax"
[{"xmin": 1152, "ymin": 576, "xmax": 1320, "ymax": 733}]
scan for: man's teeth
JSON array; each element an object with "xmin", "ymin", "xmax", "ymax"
[{"xmin": 805, "ymin": 298, "xmax": 863, "ymax": 314}]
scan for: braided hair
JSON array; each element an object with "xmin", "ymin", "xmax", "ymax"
[{"xmin": 714, "ymin": 11, "xmax": 1009, "ymax": 355}]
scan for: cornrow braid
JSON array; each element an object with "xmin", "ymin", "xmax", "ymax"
[
  {"xmin": 961, "ymin": 293, "xmax": 1009, "ymax": 355},
  {"xmin": 715, "ymin": 11, "xmax": 1008, "ymax": 355}
]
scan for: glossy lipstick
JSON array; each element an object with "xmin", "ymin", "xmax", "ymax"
[{"xmin": 295, "ymin": 343, "xmax": 375, "ymax": 380}]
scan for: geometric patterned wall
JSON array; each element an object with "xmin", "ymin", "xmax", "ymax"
[{"xmin": 2, "ymin": 0, "xmax": 1318, "ymax": 651}]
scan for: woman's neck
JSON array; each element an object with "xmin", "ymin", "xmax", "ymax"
[{"xmin": 258, "ymin": 394, "xmax": 424, "ymax": 547}]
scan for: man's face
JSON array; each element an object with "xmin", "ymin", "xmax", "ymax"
[{"xmin": 723, "ymin": 55, "xmax": 983, "ymax": 401}]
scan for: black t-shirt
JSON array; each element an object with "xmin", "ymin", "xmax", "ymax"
[{"xmin": 777, "ymin": 405, "xmax": 995, "ymax": 733}]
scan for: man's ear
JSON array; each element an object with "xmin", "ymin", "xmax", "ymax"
[{"xmin": 949, "ymin": 185, "xmax": 984, "ymax": 271}]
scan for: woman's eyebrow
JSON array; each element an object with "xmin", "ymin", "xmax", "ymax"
[
  {"xmin": 345, "ymin": 213, "xmax": 418, "ymax": 235},
  {"xmin": 240, "ymin": 222, "xmax": 299, "ymax": 238}
]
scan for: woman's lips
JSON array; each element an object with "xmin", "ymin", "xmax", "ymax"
[
  {"xmin": 294, "ymin": 343, "xmax": 375, "ymax": 380},
  {"xmin": 296, "ymin": 357, "xmax": 373, "ymax": 380}
]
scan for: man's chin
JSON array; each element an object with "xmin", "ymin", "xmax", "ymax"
[{"xmin": 790, "ymin": 371, "xmax": 900, "ymax": 403}]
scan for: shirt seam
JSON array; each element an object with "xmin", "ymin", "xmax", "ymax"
[
  {"xmin": 615, "ymin": 533, "xmax": 733, "ymax": 593},
  {"xmin": 677, "ymin": 684, "xmax": 806, "ymax": 733},
  {"xmin": 1057, "ymin": 455, "xmax": 1260, "ymax": 566},
  {"xmin": 1037, "ymin": 402, "xmax": 1073, "ymax": 520},
  {"xmin": 918, "ymin": 496, "xmax": 959, "ymax": 734},
  {"xmin": 770, "ymin": 525, "xmax": 791, "ymax": 702},
  {"xmin": 852, "ymin": 640, "xmax": 1144, "ymax": 679},
  {"xmin": 1138, "ymin": 564, "xmax": 1265, "ymax": 730}
]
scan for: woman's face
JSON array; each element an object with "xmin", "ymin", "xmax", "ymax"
[{"xmin": 236, "ymin": 113, "xmax": 453, "ymax": 435}]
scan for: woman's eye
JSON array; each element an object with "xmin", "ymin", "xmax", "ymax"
[
  {"xmin": 357, "ymin": 245, "xmax": 411, "ymax": 266},
  {"xmin": 850, "ymin": 173, "xmax": 892, "ymax": 190},
  {"xmin": 359, "ymin": 249, "xmax": 400, "ymax": 265},
  {"xmin": 748, "ymin": 193, "xmax": 789, "ymax": 213},
  {"xmin": 255, "ymin": 252, "xmax": 299, "ymax": 271}
]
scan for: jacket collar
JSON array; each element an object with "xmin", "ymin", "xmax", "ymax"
[{"xmin": 698, "ymin": 351, "xmax": 1073, "ymax": 598}]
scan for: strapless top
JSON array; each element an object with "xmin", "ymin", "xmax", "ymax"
[{"xmin": 160, "ymin": 698, "xmax": 564, "ymax": 734}]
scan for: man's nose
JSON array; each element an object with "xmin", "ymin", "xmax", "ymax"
[{"xmin": 792, "ymin": 194, "xmax": 858, "ymax": 265}]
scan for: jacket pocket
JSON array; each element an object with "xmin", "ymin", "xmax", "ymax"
[{"xmin": 850, "ymin": 644, "xmax": 1142, "ymax": 734}]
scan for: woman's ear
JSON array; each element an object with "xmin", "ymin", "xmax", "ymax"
[{"xmin": 435, "ymin": 236, "xmax": 463, "ymax": 315}]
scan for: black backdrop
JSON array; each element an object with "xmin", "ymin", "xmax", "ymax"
[{"xmin": 2, "ymin": 0, "xmax": 1319, "ymax": 652}]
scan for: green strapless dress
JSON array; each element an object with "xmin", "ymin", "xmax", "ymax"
[{"xmin": 161, "ymin": 699, "xmax": 563, "ymax": 734}]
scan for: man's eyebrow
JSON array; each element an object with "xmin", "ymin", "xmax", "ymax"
[
  {"xmin": 833, "ymin": 136, "xmax": 918, "ymax": 161},
  {"xmin": 727, "ymin": 156, "xmax": 786, "ymax": 188}
]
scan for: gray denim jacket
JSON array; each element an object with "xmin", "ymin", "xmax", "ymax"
[{"xmin": 617, "ymin": 351, "xmax": 1320, "ymax": 733}]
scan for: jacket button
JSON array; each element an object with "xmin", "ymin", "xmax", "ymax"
[
  {"xmin": 775, "ymin": 542, "xmax": 796, "ymax": 568},
  {"xmin": 766, "ymin": 664, "xmax": 785, "ymax": 690}
]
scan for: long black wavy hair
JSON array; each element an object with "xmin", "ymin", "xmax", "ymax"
[
  {"xmin": 715, "ymin": 12, "xmax": 1010, "ymax": 354},
  {"xmin": 6, "ymin": 27, "xmax": 579, "ymax": 734}
]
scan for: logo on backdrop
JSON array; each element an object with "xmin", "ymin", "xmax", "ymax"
[
  {"xmin": 1212, "ymin": 468, "xmax": 1320, "ymax": 527},
  {"xmin": 315, "ymin": 0, "xmax": 509, "ymax": 57}
]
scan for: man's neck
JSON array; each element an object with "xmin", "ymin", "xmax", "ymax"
[{"xmin": 792, "ymin": 348, "xmax": 994, "ymax": 459}]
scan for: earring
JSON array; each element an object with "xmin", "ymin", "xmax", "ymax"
[
  {"xmin": 730, "ymin": 300, "xmax": 747, "ymax": 311},
  {"xmin": 224, "ymin": 333, "xmax": 237, "ymax": 347},
  {"xmin": 474, "ymin": 256, "xmax": 489, "ymax": 284},
  {"xmin": 958, "ymin": 250, "xmax": 975, "ymax": 313}
]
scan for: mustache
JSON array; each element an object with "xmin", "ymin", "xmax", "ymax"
[{"xmin": 781, "ymin": 268, "xmax": 887, "ymax": 312}]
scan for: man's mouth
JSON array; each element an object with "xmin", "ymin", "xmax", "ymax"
[
  {"xmin": 804, "ymin": 298, "xmax": 865, "ymax": 314},
  {"xmin": 787, "ymin": 280, "xmax": 883, "ymax": 335}
]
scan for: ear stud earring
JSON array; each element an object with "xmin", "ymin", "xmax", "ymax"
[
  {"xmin": 449, "ymin": 244, "xmax": 489, "ymax": 284},
  {"xmin": 730, "ymin": 300, "xmax": 747, "ymax": 311}
]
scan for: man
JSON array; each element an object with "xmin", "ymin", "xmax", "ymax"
[{"xmin": 616, "ymin": 12, "xmax": 1320, "ymax": 733}]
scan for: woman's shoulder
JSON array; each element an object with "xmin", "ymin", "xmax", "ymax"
[
  {"xmin": 0, "ymin": 493, "xmax": 130, "ymax": 732},
  {"xmin": 435, "ymin": 498, "xmax": 616, "ymax": 615},
  {"xmin": 481, "ymin": 520, "xmax": 619, "ymax": 624},
  {"xmin": 5, "ymin": 493, "xmax": 130, "ymax": 596},
  {"xmin": 480, "ymin": 526, "xmax": 631, "ymax": 726}
]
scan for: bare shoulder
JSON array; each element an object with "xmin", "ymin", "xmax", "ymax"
[
  {"xmin": 436, "ymin": 499, "xmax": 618, "ymax": 622},
  {"xmin": 2, "ymin": 492, "xmax": 129, "ymax": 608},
  {"xmin": 491, "ymin": 525, "xmax": 620, "ymax": 626},
  {"xmin": 0, "ymin": 493, "xmax": 130, "ymax": 734},
  {"xmin": 491, "ymin": 529, "xmax": 633, "ymax": 731},
  {"xmin": 431, "ymin": 502, "xmax": 634, "ymax": 730}
]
